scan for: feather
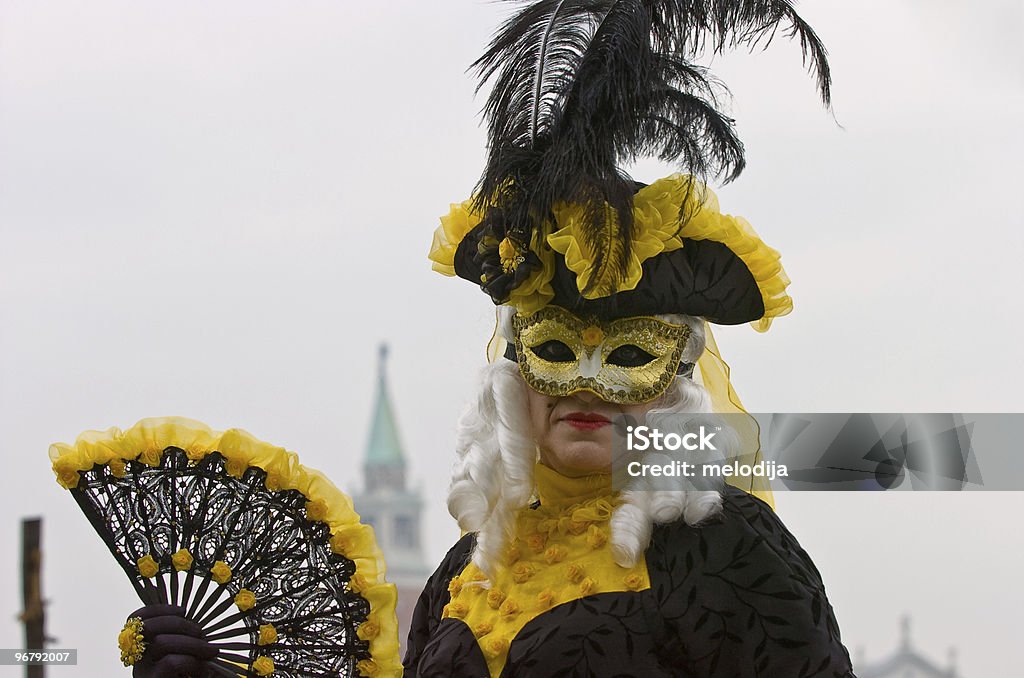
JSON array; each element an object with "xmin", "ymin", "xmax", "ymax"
[{"xmin": 470, "ymin": 0, "xmax": 830, "ymax": 298}]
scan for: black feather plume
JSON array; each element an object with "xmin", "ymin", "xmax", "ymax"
[{"xmin": 470, "ymin": 0, "xmax": 830, "ymax": 298}]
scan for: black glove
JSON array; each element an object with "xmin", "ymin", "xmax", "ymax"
[{"xmin": 126, "ymin": 604, "xmax": 217, "ymax": 678}]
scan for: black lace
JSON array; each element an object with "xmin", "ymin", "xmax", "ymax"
[{"xmin": 71, "ymin": 447, "xmax": 371, "ymax": 677}]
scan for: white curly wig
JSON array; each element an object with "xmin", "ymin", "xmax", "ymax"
[{"xmin": 446, "ymin": 306, "xmax": 731, "ymax": 577}]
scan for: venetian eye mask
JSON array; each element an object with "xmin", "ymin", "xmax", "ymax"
[{"xmin": 509, "ymin": 306, "xmax": 692, "ymax": 404}]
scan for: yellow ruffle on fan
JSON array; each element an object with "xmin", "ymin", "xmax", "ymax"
[{"xmin": 49, "ymin": 417, "xmax": 403, "ymax": 678}]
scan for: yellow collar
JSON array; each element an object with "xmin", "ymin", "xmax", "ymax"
[{"xmin": 534, "ymin": 463, "xmax": 614, "ymax": 510}]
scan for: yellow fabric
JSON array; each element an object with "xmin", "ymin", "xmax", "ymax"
[
  {"xmin": 429, "ymin": 174, "xmax": 791, "ymax": 329},
  {"xmin": 547, "ymin": 199, "xmax": 684, "ymax": 299},
  {"xmin": 695, "ymin": 325, "xmax": 775, "ymax": 509},
  {"xmin": 444, "ymin": 464, "xmax": 649, "ymax": 677},
  {"xmin": 661, "ymin": 176, "xmax": 792, "ymax": 333},
  {"xmin": 550, "ymin": 175, "xmax": 791, "ymax": 330},
  {"xmin": 49, "ymin": 417, "xmax": 403, "ymax": 678},
  {"xmin": 428, "ymin": 200, "xmax": 557, "ymax": 315},
  {"xmin": 428, "ymin": 198, "xmax": 484, "ymax": 277},
  {"xmin": 508, "ymin": 228, "xmax": 557, "ymax": 315}
]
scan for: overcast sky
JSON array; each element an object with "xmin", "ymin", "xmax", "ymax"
[{"xmin": 1, "ymin": 1, "xmax": 1022, "ymax": 676}]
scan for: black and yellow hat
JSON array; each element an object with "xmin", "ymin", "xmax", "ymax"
[
  {"xmin": 431, "ymin": 173, "xmax": 790, "ymax": 331},
  {"xmin": 429, "ymin": 1, "xmax": 828, "ymax": 329}
]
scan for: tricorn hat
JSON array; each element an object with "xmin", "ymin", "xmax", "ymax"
[{"xmin": 429, "ymin": 0, "xmax": 830, "ymax": 330}]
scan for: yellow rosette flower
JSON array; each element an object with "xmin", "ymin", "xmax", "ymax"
[
  {"xmin": 525, "ymin": 532, "xmax": 547, "ymax": 553},
  {"xmin": 117, "ymin": 617, "xmax": 145, "ymax": 666},
  {"xmin": 348, "ymin": 573, "xmax": 369, "ymax": 594},
  {"xmin": 210, "ymin": 560, "xmax": 232, "ymax": 584},
  {"xmin": 171, "ymin": 548, "xmax": 193, "ymax": 571},
  {"xmin": 483, "ymin": 636, "xmax": 509, "ymax": 659},
  {"xmin": 357, "ymin": 619, "xmax": 381, "ymax": 641},
  {"xmin": 511, "ymin": 562, "xmax": 536, "ymax": 583},
  {"xmin": 498, "ymin": 598, "xmax": 521, "ymax": 619},
  {"xmin": 257, "ymin": 624, "xmax": 278, "ymax": 646},
  {"xmin": 486, "ymin": 589, "xmax": 506, "ymax": 610},
  {"xmin": 328, "ymin": 524, "xmax": 371, "ymax": 558},
  {"xmin": 108, "ymin": 458, "xmax": 127, "ymax": 478},
  {"xmin": 565, "ymin": 563, "xmax": 585, "ymax": 584},
  {"xmin": 585, "ymin": 524, "xmax": 608, "ymax": 549},
  {"xmin": 136, "ymin": 554, "xmax": 159, "ymax": 579},
  {"xmin": 252, "ymin": 656, "xmax": 275, "ymax": 676},
  {"xmin": 543, "ymin": 545, "xmax": 567, "ymax": 564},
  {"xmin": 234, "ymin": 589, "xmax": 257, "ymax": 612},
  {"xmin": 623, "ymin": 572, "xmax": 645, "ymax": 591},
  {"xmin": 355, "ymin": 658, "xmax": 380, "ymax": 677},
  {"xmin": 52, "ymin": 455, "xmax": 82, "ymax": 490},
  {"xmin": 305, "ymin": 499, "xmax": 329, "ymax": 522},
  {"xmin": 137, "ymin": 445, "xmax": 162, "ymax": 467}
]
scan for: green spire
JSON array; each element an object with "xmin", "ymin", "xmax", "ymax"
[{"xmin": 365, "ymin": 343, "xmax": 405, "ymax": 466}]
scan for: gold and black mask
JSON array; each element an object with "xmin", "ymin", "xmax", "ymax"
[{"xmin": 509, "ymin": 306, "xmax": 693, "ymax": 405}]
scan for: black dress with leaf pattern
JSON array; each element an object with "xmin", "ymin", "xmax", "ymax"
[{"xmin": 405, "ymin": 486, "xmax": 855, "ymax": 677}]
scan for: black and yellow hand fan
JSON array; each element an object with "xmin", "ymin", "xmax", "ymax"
[{"xmin": 49, "ymin": 417, "xmax": 401, "ymax": 678}]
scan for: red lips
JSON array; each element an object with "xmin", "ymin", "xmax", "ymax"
[{"xmin": 562, "ymin": 411, "xmax": 611, "ymax": 431}]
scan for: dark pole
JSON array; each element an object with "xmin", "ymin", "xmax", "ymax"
[{"xmin": 21, "ymin": 518, "xmax": 45, "ymax": 678}]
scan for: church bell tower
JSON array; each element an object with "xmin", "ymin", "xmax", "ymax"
[{"xmin": 351, "ymin": 344, "xmax": 430, "ymax": 653}]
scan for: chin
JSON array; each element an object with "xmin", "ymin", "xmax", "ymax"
[{"xmin": 554, "ymin": 440, "xmax": 613, "ymax": 474}]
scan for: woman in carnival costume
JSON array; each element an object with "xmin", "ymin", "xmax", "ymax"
[
  {"xmin": 101, "ymin": 1, "xmax": 855, "ymax": 676},
  {"xmin": 404, "ymin": 1, "xmax": 855, "ymax": 676}
]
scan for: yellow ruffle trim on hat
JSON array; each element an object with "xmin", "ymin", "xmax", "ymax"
[
  {"xmin": 49, "ymin": 416, "xmax": 402, "ymax": 678},
  {"xmin": 428, "ymin": 199, "xmax": 556, "ymax": 315},
  {"xmin": 429, "ymin": 175, "xmax": 790, "ymax": 327},
  {"xmin": 429, "ymin": 198, "xmax": 484, "ymax": 277},
  {"xmin": 547, "ymin": 174, "xmax": 791, "ymax": 331},
  {"xmin": 547, "ymin": 198, "xmax": 684, "ymax": 300},
  {"xmin": 507, "ymin": 229, "xmax": 556, "ymax": 315},
  {"xmin": 669, "ymin": 176, "xmax": 791, "ymax": 332}
]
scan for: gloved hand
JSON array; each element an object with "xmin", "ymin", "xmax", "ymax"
[{"xmin": 123, "ymin": 604, "xmax": 217, "ymax": 678}]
